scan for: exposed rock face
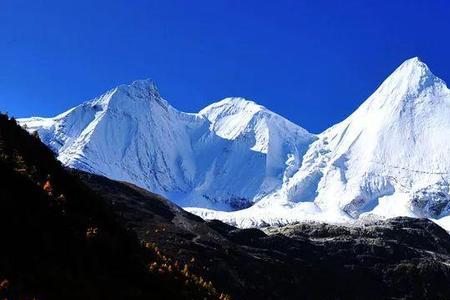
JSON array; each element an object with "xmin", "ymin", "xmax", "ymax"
[{"xmin": 79, "ymin": 171, "xmax": 450, "ymax": 300}]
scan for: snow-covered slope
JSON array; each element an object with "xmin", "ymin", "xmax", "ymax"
[
  {"xmin": 190, "ymin": 57, "xmax": 450, "ymax": 230},
  {"xmin": 289, "ymin": 57, "xmax": 450, "ymax": 217},
  {"xmin": 19, "ymin": 80, "xmax": 315, "ymax": 210},
  {"xmin": 19, "ymin": 57, "xmax": 450, "ymax": 231}
]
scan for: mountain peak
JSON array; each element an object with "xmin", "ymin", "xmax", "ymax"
[
  {"xmin": 97, "ymin": 79, "xmax": 169, "ymax": 111},
  {"xmin": 129, "ymin": 78, "xmax": 159, "ymax": 91},
  {"xmin": 200, "ymin": 97, "xmax": 264, "ymax": 114},
  {"xmin": 403, "ymin": 56, "xmax": 423, "ymax": 65},
  {"xmin": 116, "ymin": 78, "xmax": 161, "ymax": 97},
  {"xmin": 368, "ymin": 57, "xmax": 447, "ymax": 105},
  {"xmin": 396, "ymin": 56, "xmax": 431, "ymax": 77}
]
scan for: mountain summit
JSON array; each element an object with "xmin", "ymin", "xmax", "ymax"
[
  {"xmin": 280, "ymin": 57, "xmax": 450, "ymax": 219},
  {"xmin": 183, "ymin": 57, "xmax": 450, "ymax": 229},
  {"xmin": 20, "ymin": 82, "xmax": 314, "ymax": 211},
  {"xmin": 19, "ymin": 58, "xmax": 450, "ymax": 230}
]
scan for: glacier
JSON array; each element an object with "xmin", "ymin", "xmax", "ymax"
[{"xmin": 19, "ymin": 57, "xmax": 450, "ymax": 230}]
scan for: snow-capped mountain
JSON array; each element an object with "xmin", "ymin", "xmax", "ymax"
[
  {"xmin": 191, "ymin": 57, "xmax": 450, "ymax": 229},
  {"xmin": 20, "ymin": 80, "xmax": 314, "ymax": 210},
  {"xmin": 19, "ymin": 57, "xmax": 450, "ymax": 230}
]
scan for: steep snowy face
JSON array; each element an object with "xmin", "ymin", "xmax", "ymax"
[
  {"xmin": 200, "ymin": 97, "xmax": 311, "ymax": 147},
  {"xmin": 19, "ymin": 81, "xmax": 315, "ymax": 210},
  {"xmin": 22, "ymin": 80, "xmax": 204, "ymax": 195},
  {"xmin": 292, "ymin": 57, "xmax": 450, "ymax": 219},
  {"xmin": 188, "ymin": 57, "xmax": 450, "ymax": 229},
  {"xmin": 189, "ymin": 98, "xmax": 316, "ymax": 208},
  {"xmin": 199, "ymin": 98, "xmax": 315, "ymax": 181}
]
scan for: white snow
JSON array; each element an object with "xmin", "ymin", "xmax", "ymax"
[
  {"xmin": 19, "ymin": 80, "xmax": 314, "ymax": 212},
  {"xmin": 188, "ymin": 57, "xmax": 450, "ymax": 231},
  {"xmin": 18, "ymin": 58, "xmax": 450, "ymax": 232}
]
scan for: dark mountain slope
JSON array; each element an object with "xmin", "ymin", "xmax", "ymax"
[
  {"xmin": 0, "ymin": 114, "xmax": 227, "ymax": 300},
  {"xmin": 79, "ymin": 171, "xmax": 450, "ymax": 300}
]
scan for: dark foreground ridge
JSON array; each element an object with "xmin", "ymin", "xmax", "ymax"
[
  {"xmin": 80, "ymin": 171, "xmax": 450, "ymax": 300},
  {"xmin": 1, "ymin": 113, "xmax": 450, "ymax": 300},
  {"xmin": 0, "ymin": 114, "xmax": 228, "ymax": 300}
]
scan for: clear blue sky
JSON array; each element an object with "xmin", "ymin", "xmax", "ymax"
[{"xmin": 1, "ymin": 0, "xmax": 449, "ymax": 133}]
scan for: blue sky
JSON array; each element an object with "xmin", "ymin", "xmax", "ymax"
[{"xmin": 1, "ymin": 0, "xmax": 449, "ymax": 133}]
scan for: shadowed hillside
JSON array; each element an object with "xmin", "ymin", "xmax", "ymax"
[{"xmin": 0, "ymin": 113, "xmax": 228, "ymax": 300}]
